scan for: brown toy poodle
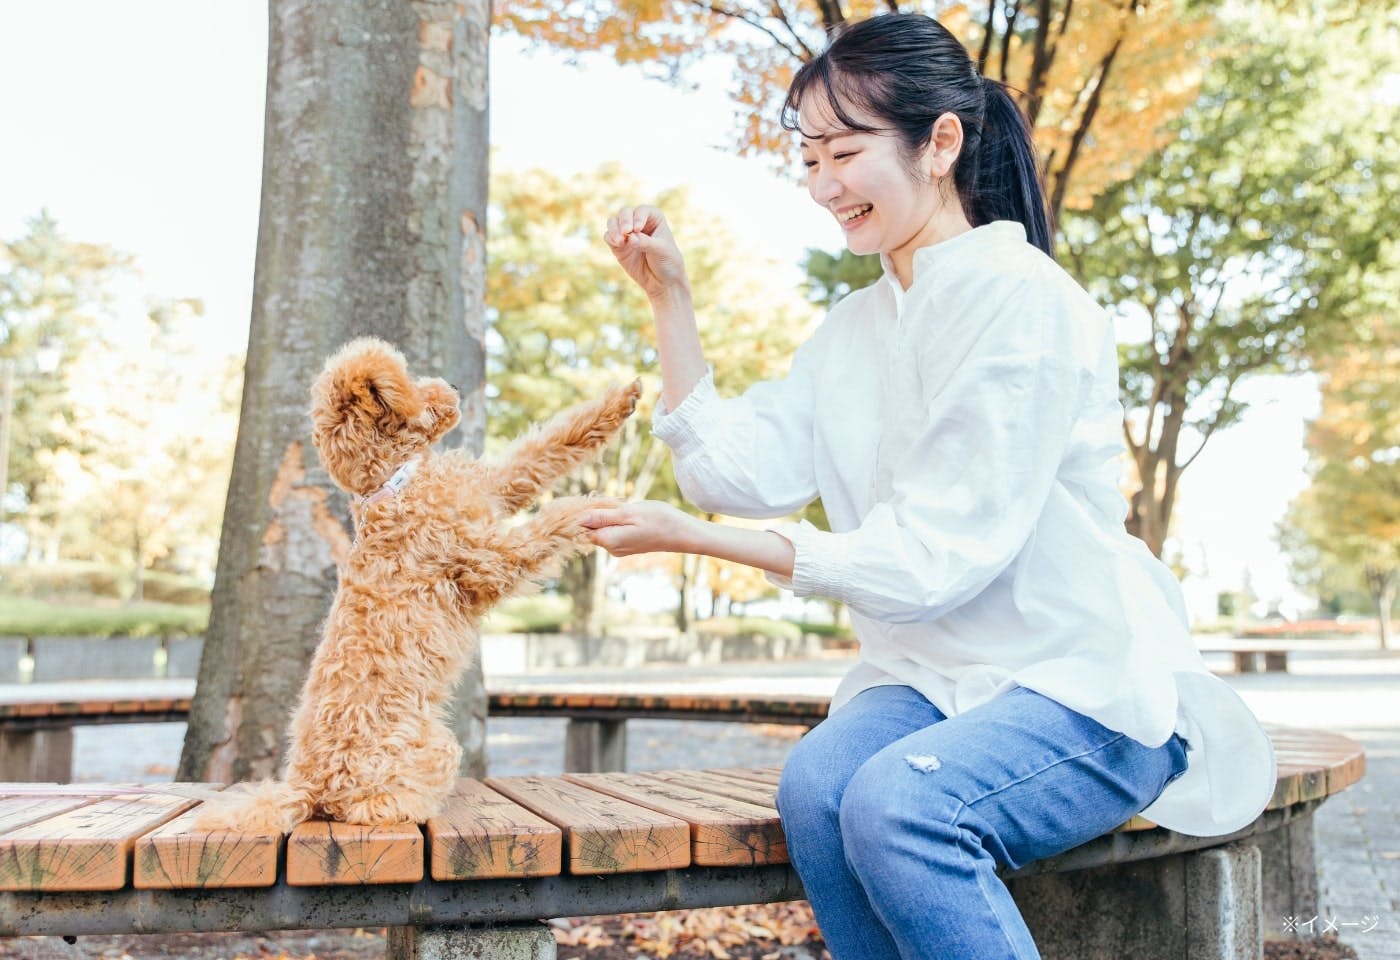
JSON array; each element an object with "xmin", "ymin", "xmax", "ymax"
[{"xmin": 194, "ymin": 337, "xmax": 638, "ymax": 832}]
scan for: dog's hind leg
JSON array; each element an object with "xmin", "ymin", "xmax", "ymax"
[{"xmin": 486, "ymin": 381, "xmax": 641, "ymax": 514}]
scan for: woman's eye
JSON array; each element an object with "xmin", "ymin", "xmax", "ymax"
[
  {"xmin": 834, "ymin": 151, "xmax": 857, "ymax": 161},
  {"xmin": 803, "ymin": 160, "xmax": 817, "ymax": 169}
]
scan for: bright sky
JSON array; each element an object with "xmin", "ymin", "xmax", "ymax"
[{"xmin": 0, "ymin": 1, "xmax": 1317, "ymax": 615}]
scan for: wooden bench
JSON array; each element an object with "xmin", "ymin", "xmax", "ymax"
[
  {"xmin": 0, "ymin": 726, "xmax": 1365, "ymax": 960},
  {"xmin": 1197, "ymin": 639, "xmax": 1294, "ymax": 673}
]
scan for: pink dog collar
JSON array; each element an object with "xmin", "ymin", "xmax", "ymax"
[{"xmin": 360, "ymin": 456, "xmax": 421, "ymax": 507}]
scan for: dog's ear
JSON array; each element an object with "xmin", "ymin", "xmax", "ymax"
[
  {"xmin": 321, "ymin": 338, "xmax": 424, "ymax": 423},
  {"xmin": 416, "ymin": 378, "xmax": 461, "ymax": 443}
]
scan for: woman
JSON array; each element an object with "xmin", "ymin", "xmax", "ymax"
[{"xmin": 583, "ymin": 13, "xmax": 1274, "ymax": 959}]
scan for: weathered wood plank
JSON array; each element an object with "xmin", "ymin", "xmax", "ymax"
[
  {"xmin": 426, "ymin": 779, "xmax": 562, "ymax": 880},
  {"xmin": 711, "ymin": 767, "xmax": 782, "ymax": 787},
  {"xmin": 487, "ymin": 775, "xmax": 689, "ymax": 875},
  {"xmin": 565, "ymin": 772, "xmax": 786, "ymax": 867},
  {"xmin": 0, "ymin": 792, "xmax": 195, "ymax": 891},
  {"xmin": 645, "ymin": 769, "xmax": 778, "ymax": 809},
  {"xmin": 134, "ymin": 787, "xmax": 279, "ymax": 890},
  {"xmin": 0, "ymin": 794, "xmax": 95, "ymax": 835},
  {"xmin": 286, "ymin": 821, "xmax": 425, "ymax": 886}
]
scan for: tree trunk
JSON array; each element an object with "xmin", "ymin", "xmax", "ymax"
[
  {"xmin": 179, "ymin": 0, "xmax": 490, "ymax": 784},
  {"xmin": 1367, "ymin": 566, "xmax": 1395, "ymax": 652},
  {"xmin": 677, "ymin": 553, "xmax": 700, "ymax": 632}
]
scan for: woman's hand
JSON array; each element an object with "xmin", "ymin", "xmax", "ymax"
[
  {"xmin": 581, "ymin": 500, "xmax": 699, "ymax": 557},
  {"xmin": 604, "ymin": 206, "xmax": 691, "ymax": 303}
]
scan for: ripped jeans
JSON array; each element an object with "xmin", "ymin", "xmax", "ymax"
[{"xmin": 776, "ymin": 684, "xmax": 1188, "ymax": 960}]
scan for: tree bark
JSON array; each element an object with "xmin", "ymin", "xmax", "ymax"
[{"xmin": 179, "ymin": 0, "xmax": 490, "ymax": 783}]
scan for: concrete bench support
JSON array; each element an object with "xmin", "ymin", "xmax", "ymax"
[
  {"xmin": 1008, "ymin": 841, "xmax": 1262, "ymax": 960},
  {"xmin": 1256, "ymin": 811, "xmax": 1318, "ymax": 939},
  {"xmin": 388, "ymin": 922, "xmax": 557, "ymax": 960},
  {"xmin": 0, "ymin": 728, "xmax": 73, "ymax": 782},
  {"xmin": 564, "ymin": 718, "xmax": 626, "ymax": 773}
]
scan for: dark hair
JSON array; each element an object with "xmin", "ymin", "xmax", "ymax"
[{"xmin": 781, "ymin": 13, "xmax": 1054, "ymax": 258}]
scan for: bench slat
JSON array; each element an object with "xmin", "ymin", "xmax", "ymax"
[
  {"xmin": 134, "ymin": 787, "xmax": 280, "ymax": 890},
  {"xmin": 713, "ymin": 767, "xmax": 782, "ymax": 787},
  {"xmin": 426, "ymin": 779, "xmax": 562, "ymax": 881},
  {"xmin": 0, "ymin": 791, "xmax": 195, "ymax": 891},
  {"xmin": 645, "ymin": 769, "xmax": 778, "ymax": 808},
  {"xmin": 486, "ymin": 775, "xmax": 690, "ymax": 875},
  {"xmin": 286, "ymin": 820, "xmax": 425, "ymax": 886},
  {"xmin": 0, "ymin": 793, "xmax": 95, "ymax": 835},
  {"xmin": 565, "ymin": 772, "xmax": 786, "ymax": 867}
]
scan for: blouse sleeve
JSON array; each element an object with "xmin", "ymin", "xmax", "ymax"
[
  {"xmin": 650, "ymin": 322, "xmax": 829, "ymax": 520},
  {"xmin": 766, "ymin": 301, "xmax": 1092, "ymax": 623}
]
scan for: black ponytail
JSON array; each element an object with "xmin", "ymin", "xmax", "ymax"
[
  {"xmin": 782, "ymin": 14, "xmax": 1055, "ymax": 260},
  {"xmin": 974, "ymin": 76, "xmax": 1054, "ymax": 257}
]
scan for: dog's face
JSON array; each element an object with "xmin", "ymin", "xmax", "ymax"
[{"xmin": 309, "ymin": 338, "xmax": 461, "ymax": 495}]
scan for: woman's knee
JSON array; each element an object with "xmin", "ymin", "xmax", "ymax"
[
  {"xmin": 777, "ymin": 731, "xmax": 844, "ymax": 834},
  {"xmin": 838, "ymin": 753, "xmax": 966, "ymax": 867}
]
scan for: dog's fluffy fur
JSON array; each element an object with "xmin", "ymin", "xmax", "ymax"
[{"xmin": 193, "ymin": 337, "xmax": 638, "ymax": 833}]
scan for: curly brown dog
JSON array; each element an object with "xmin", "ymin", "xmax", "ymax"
[{"xmin": 194, "ymin": 337, "xmax": 639, "ymax": 833}]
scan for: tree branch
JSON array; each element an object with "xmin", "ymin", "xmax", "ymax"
[
  {"xmin": 682, "ymin": 0, "xmax": 811, "ymax": 62},
  {"xmin": 977, "ymin": 0, "xmax": 997, "ymax": 73},
  {"xmin": 1047, "ymin": 22, "xmax": 1125, "ymax": 219}
]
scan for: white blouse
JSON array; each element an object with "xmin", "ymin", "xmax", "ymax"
[{"xmin": 652, "ymin": 220, "xmax": 1275, "ymax": 838}]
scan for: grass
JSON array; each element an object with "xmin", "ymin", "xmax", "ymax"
[{"xmin": 0, "ymin": 595, "xmax": 209, "ymax": 638}]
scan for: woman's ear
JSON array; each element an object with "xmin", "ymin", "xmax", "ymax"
[{"xmin": 925, "ymin": 112, "xmax": 964, "ymax": 179}]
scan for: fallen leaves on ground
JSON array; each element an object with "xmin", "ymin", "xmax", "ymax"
[{"xmin": 552, "ymin": 902, "xmax": 828, "ymax": 960}]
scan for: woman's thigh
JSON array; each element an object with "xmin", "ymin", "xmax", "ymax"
[
  {"xmin": 841, "ymin": 685, "xmax": 1187, "ymax": 871},
  {"xmin": 778, "ymin": 684, "xmax": 946, "ymax": 817}
]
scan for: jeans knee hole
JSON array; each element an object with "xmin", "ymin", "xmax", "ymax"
[{"xmin": 904, "ymin": 753, "xmax": 942, "ymax": 773}]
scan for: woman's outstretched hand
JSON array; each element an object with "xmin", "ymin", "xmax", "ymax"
[
  {"xmin": 581, "ymin": 501, "xmax": 698, "ymax": 557},
  {"xmin": 604, "ymin": 206, "xmax": 691, "ymax": 303}
]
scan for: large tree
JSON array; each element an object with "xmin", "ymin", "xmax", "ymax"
[
  {"xmin": 1283, "ymin": 316, "xmax": 1400, "ymax": 649},
  {"xmin": 179, "ymin": 0, "xmax": 492, "ymax": 784},
  {"xmin": 0, "ymin": 213, "xmax": 126, "ymax": 553},
  {"xmin": 497, "ymin": 0, "xmax": 1210, "ymax": 221},
  {"xmin": 1061, "ymin": 2, "xmax": 1398, "ymax": 556},
  {"xmin": 487, "ymin": 163, "xmax": 814, "ymax": 635}
]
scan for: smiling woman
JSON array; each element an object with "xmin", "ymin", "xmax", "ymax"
[{"xmin": 585, "ymin": 12, "xmax": 1277, "ymax": 960}]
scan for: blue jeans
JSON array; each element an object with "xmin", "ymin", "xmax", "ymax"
[{"xmin": 776, "ymin": 684, "xmax": 1189, "ymax": 960}]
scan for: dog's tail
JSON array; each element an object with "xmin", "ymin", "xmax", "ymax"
[{"xmin": 190, "ymin": 780, "xmax": 315, "ymax": 835}]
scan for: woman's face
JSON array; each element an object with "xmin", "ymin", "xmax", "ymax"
[{"xmin": 799, "ymin": 98, "xmax": 944, "ymax": 264}]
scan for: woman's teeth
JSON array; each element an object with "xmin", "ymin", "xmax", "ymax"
[{"xmin": 839, "ymin": 204, "xmax": 873, "ymax": 224}]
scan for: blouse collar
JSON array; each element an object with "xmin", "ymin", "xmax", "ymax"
[{"xmin": 879, "ymin": 220, "xmax": 1028, "ymax": 293}]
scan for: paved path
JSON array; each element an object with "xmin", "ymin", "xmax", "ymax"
[{"xmin": 15, "ymin": 646, "xmax": 1400, "ymax": 957}]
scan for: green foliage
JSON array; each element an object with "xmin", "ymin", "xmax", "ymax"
[
  {"xmin": 486, "ymin": 163, "xmax": 817, "ymax": 632},
  {"xmin": 0, "ymin": 595, "xmax": 208, "ymax": 638},
  {"xmin": 1, "ymin": 561, "xmax": 210, "ymax": 605},
  {"xmin": 786, "ymin": 618, "xmax": 855, "ymax": 640},
  {"xmin": 802, "ymin": 249, "xmax": 883, "ymax": 309},
  {"xmin": 480, "ymin": 593, "xmax": 574, "ymax": 634},
  {"xmin": 1282, "ymin": 316, "xmax": 1400, "ymax": 644},
  {"xmin": 1060, "ymin": 1, "xmax": 1399, "ymax": 552},
  {"xmin": 692, "ymin": 615, "xmax": 802, "ymax": 641},
  {"xmin": 0, "ymin": 212, "xmax": 127, "ymax": 510}
]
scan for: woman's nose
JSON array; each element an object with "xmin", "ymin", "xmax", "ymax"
[{"xmin": 808, "ymin": 167, "xmax": 841, "ymax": 206}]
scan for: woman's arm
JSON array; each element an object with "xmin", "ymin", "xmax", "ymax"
[
  {"xmin": 604, "ymin": 206, "xmax": 707, "ymax": 412},
  {"xmin": 582, "ymin": 502, "xmax": 796, "ymax": 580}
]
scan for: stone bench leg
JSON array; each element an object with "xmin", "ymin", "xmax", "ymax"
[
  {"xmin": 1235, "ymin": 651, "xmax": 1261, "ymax": 673},
  {"xmin": 1257, "ymin": 811, "xmax": 1318, "ymax": 939},
  {"xmin": 564, "ymin": 718, "xmax": 626, "ymax": 773},
  {"xmin": 1264, "ymin": 652, "xmax": 1288, "ymax": 672},
  {"xmin": 0, "ymin": 728, "xmax": 74, "ymax": 782},
  {"xmin": 1008, "ymin": 841, "xmax": 1262, "ymax": 960},
  {"xmin": 388, "ymin": 921, "xmax": 556, "ymax": 959}
]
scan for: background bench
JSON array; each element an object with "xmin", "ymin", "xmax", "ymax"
[
  {"xmin": 0, "ymin": 725, "xmax": 1365, "ymax": 960},
  {"xmin": 0, "ymin": 689, "xmax": 831, "ymax": 782}
]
